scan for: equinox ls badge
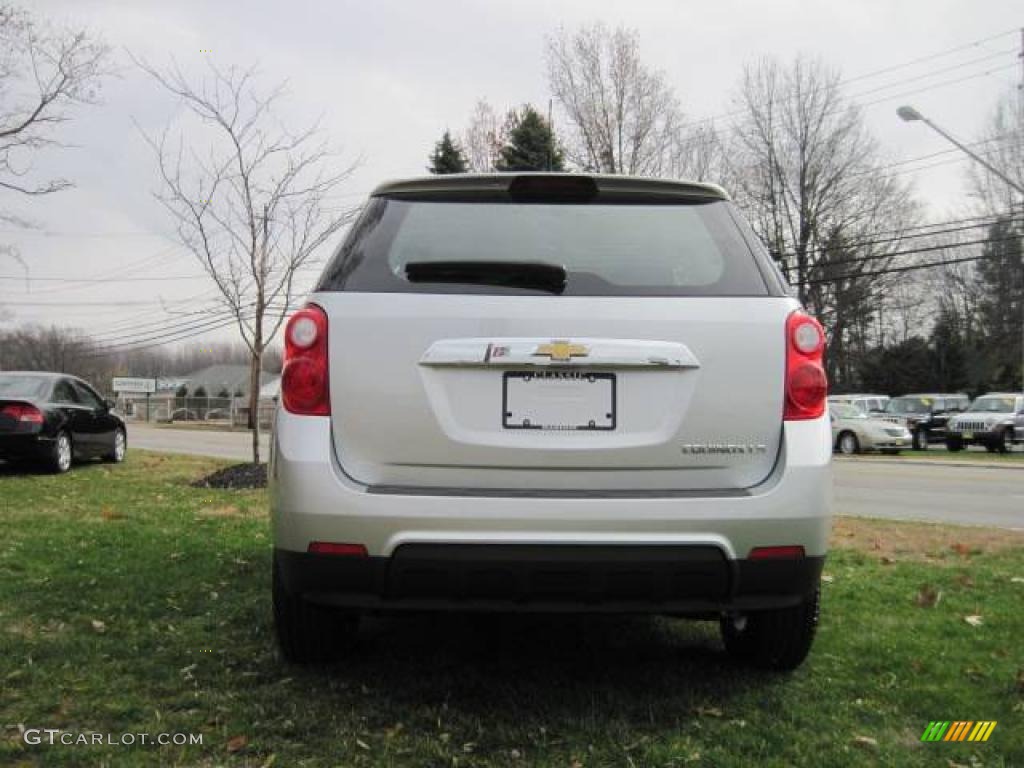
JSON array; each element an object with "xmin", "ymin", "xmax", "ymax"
[{"xmin": 533, "ymin": 340, "xmax": 589, "ymax": 362}]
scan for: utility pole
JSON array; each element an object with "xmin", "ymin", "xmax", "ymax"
[{"xmin": 1018, "ymin": 27, "xmax": 1023, "ymax": 392}]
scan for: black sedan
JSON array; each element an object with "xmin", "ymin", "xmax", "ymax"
[{"xmin": 0, "ymin": 372, "xmax": 126, "ymax": 473}]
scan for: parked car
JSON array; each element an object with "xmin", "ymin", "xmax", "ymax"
[
  {"xmin": 945, "ymin": 393, "xmax": 1024, "ymax": 453},
  {"xmin": 878, "ymin": 393, "xmax": 970, "ymax": 450},
  {"xmin": 270, "ymin": 173, "xmax": 832, "ymax": 671},
  {"xmin": 829, "ymin": 402, "xmax": 911, "ymax": 454},
  {"xmin": 0, "ymin": 372, "xmax": 126, "ymax": 473},
  {"xmin": 828, "ymin": 393, "xmax": 890, "ymax": 414}
]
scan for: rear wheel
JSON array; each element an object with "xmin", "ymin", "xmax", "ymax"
[
  {"xmin": 946, "ymin": 437, "xmax": 963, "ymax": 452},
  {"xmin": 912, "ymin": 429, "xmax": 929, "ymax": 451},
  {"xmin": 837, "ymin": 432, "xmax": 859, "ymax": 455},
  {"xmin": 48, "ymin": 431, "xmax": 72, "ymax": 474},
  {"xmin": 104, "ymin": 428, "xmax": 127, "ymax": 463},
  {"xmin": 273, "ymin": 559, "xmax": 359, "ymax": 663},
  {"xmin": 997, "ymin": 428, "xmax": 1013, "ymax": 454},
  {"xmin": 720, "ymin": 586, "xmax": 820, "ymax": 671}
]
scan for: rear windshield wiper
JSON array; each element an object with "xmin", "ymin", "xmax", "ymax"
[{"xmin": 404, "ymin": 260, "xmax": 567, "ymax": 294}]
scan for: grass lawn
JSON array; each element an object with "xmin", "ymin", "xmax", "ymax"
[{"xmin": 1, "ymin": 452, "xmax": 1022, "ymax": 767}]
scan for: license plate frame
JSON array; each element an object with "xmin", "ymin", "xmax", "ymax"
[{"xmin": 502, "ymin": 371, "xmax": 616, "ymax": 431}]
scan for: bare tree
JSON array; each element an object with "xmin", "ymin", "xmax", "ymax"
[
  {"xmin": 967, "ymin": 86, "xmax": 1023, "ymax": 216},
  {"xmin": 725, "ymin": 56, "xmax": 918, "ymax": 388},
  {"xmin": 0, "ymin": 5, "xmax": 109, "ymax": 203},
  {"xmin": 662, "ymin": 120, "xmax": 727, "ymax": 183},
  {"xmin": 545, "ymin": 24, "xmax": 684, "ymax": 175},
  {"xmin": 136, "ymin": 59, "xmax": 356, "ymax": 463},
  {"xmin": 460, "ymin": 99, "xmax": 506, "ymax": 173}
]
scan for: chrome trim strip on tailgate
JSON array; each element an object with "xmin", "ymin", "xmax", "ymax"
[
  {"xmin": 366, "ymin": 484, "xmax": 751, "ymax": 498},
  {"xmin": 418, "ymin": 338, "xmax": 700, "ymax": 369}
]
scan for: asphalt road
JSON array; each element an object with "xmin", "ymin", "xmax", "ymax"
[
  {"xmin": 127, "ymin": 423, "xmax": 1024, "ymax": 529},
  {"xmin": 833, "ymin": 459, "xmax": 1024, "ymax": 530},
  {"xmin": 128, "ymin": 423, "xmax": 270, "ymax": 461}
]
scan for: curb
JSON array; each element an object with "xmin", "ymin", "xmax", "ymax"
[{"xmin": 836, "ymin": 457, "xmax": 1024, "ymax": 471}]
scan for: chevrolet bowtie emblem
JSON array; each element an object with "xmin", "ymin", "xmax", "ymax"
[{"xmin": 533, "ymin": 341, "xmax": 589, "ymax": 362}]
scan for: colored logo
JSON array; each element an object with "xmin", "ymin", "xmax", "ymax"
[
  {"xmin": 921, "ymin": 721, "xmax": 996, "ymax": 742},
  {"xmin": 533, "ymin": 341, "xmax": 589, "ymax": 362}
]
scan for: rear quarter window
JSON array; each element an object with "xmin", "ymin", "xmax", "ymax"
[{"xmin": 318, "ymin": 198, "xmax": 770, "ymax": 297}]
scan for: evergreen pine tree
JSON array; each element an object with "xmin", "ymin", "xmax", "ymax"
[
  {"xmin": 495, "ymin": 105, "xmax": 565, "ymax": 172},
  {"xmin": 975, "ymin": 217, "xmax": 1023, "ymax": 389},
  {"xmin": 428, "ymin": 131, "xmax": 468, "ymax": 174}
]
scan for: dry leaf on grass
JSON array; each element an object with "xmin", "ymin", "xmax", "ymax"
[
  {"xmin": 963, "ymin": 615, "xmax": 984, "ymax": 627},
  {"xmin": 914, "ymin": 586, "xmax": 942, "ymax": 608},
  {"xmin": 821, "ymin": 574, "xmax": 834, "ymax": 583},
  {"xmin": 1011, "ymin": 577, "xmax": 1024, "ymax": 584},
  {"xmin": 693, "ymin": 706, "xmax": 723, "ymax": 718},
  {"xmin": 90, "ymin": 620, "xmax": 106, "ymax": 633},
  {"xmin": 226, "ymin": 734, "xmax": 247, "ymax": 753},
  {"xmin": 852, "ymin": 735, "xmax": 878, "ymax": 750}
]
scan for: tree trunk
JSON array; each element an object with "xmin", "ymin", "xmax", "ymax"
[{"xmin": 248, "ymin": 347, "xmax": 262, "ymax": 465}]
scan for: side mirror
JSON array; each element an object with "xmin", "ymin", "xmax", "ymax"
[{"xmin": 104, "ymin": 398, "xmax": 116, "ymax": 410}]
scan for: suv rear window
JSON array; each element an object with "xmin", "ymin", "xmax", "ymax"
[{"xmin": 318, "ymin": 198, "xmax": 770, "ymax": 296}]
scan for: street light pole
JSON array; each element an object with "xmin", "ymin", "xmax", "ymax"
[
  {"xmin": 897, "ymin": 104, "xmax": 1024, "ymax": 392},
  {"xmin": 896, "ymin": 106, "xmax": 1023, "ymax": 195}
]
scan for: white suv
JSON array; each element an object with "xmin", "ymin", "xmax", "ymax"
[{"xmin": 270, "ymin": 174, "xmax": 832, "ymax": 670}]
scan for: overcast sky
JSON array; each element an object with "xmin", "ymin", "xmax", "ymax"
[{"xmin": 2, "ymin": 0, "xmax": 1021, "ymax": 350}]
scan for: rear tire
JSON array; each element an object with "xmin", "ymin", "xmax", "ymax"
[
  {"xmin": 103, "ymin": 428, "xmax": 127, "ymax": 463},
  {"xmin": 837, "ymin": 432, "xmax": 859, "ymax": 455},
  {"xmin": 273, "ymin": 559, "xmax": 358, "ymax": 663},
  {"xmin": 946, "ymin": 438, "xmax": 963, "ymax": 452},
  {"xmin": 48, "ymin": 431, "xmax": 73, "ymax": 474},
  {"xmin": 912, "ymin": 429, "xmax": 929, "ymax": 451},
  {"xmin": 997, "ymin": 428, "xmax": 1013, "ymax": 454},
  {"xmin": 720, "ymin": 586, "xmax": 820, "ymax": 671}
]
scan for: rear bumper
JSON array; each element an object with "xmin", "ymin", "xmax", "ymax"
[
  {"xmin": 270, "ymin": 411, "xmax": 831, "ymax": 610},
  {"xmin": 0, "ymin": 434, "xmax": 51, "ymax": 460},
  {"xmin": 276, "ymin": 545, "xmax": 825, "ymax": 613}
]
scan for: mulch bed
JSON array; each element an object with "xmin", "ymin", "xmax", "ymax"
[{"xmin": 192, "ymin": 462, "xmax": 268, "ymax": 489}]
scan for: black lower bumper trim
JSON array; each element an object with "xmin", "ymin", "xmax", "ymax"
[{"xmin": 275, "ymin": 544, "xmax": 824, "ymax": 614}]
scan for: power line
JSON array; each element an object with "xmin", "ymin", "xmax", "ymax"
[
  {"xmin": 670, "ymin": 29, "xmax": 1020, "ymax": 133},
  {"xmin": 804, "ymin": 251, "xmax": 996, "ymax": 286},
  {"xmin": 840, "ymin": 29, "xmax": 1020, "ymax": 85},
  {"xmin": 0, "ymin": 274, "xmax": 209, "ymax": 283},
  {"xmin": 795, "ymin": 231, "xmax": 1024, "ymax": 272},
  {"xmin": 83, "ymin": 303, "xmax": 296, "ymax": 357},
  {"xmin": 774, "ymin": 216, "xmax": 1024, "ymax": 260},
  {"xmin": 856, "ymin": 63, "xmax": 1018, "ymax": 108},
  {"xmin": 845, "ymin": 48, "xmax": 1017, "ymax": 99}
]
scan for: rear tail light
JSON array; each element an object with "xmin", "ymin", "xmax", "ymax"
[
  {"xmin": 308, "ymin": 542, "xmax": 368, "ymax": 557},
  {"xmin": 784, "ymin": 310, "xmax": 827, "ymax": 420},
  {"xmin": 749, "ymin": 545, "xmax": 806, "ymax": 560},
  {"xmin": 0, "ymin": 403, "xmax": 43, "ymax": 424},
  {"xmin": 282, "ymin": 304, "xmax": 329, "ymax": 416}
]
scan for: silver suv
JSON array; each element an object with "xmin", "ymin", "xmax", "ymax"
[
  {"xmin": 270, "ymin": 174, "xmax": 833, "ymax": 670},
  {"xmin": 946, "ymin": 393, "xmax": 1024, "ymax": 453}
]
